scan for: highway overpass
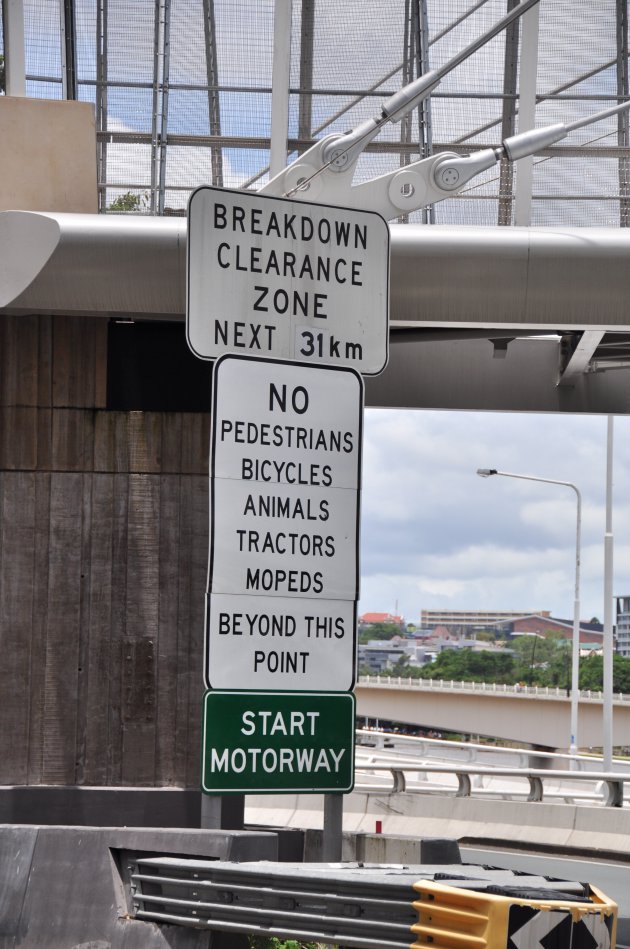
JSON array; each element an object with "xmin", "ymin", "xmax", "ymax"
[{"xmin": 354, "ymin": 676, "xmax": 630, "ymax": 750}]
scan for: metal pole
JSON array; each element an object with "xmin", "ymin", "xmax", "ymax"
[
  {"xmin": 202, "ymin": 0, "xmax": 223, "ymax": 186},
  {"xmin": 400, "ymin": 0, "xmax": 433, "ymax": 224},
  {"xmin": 2, "ymin": 0, "xmax": 26, "ymax": 97},
  {"xmin": 477, "ymin": 468, "xmax": 582, "ymax": 758},
  {"xmin": 61, "ymin": 0, "xmax": 78, "ymax": 100},
  {"xmin": 603, "ymin": 417, "xmax": 615, "ymax": 769},
  {"xmin": 201, "ymin": 793, "xmax": 245, "ymax": 830},
  {"xmin": 498, "ymin": 0, "xmax": 520, "ymax": 226},
  {"xmin": 157, "ymin": 0, "xmax": 172, "ymax": 215},
  {"xmin": 269, "ymin": 0, "xmax": 292, "ymax": 179},
  {"xmin": 297, "ymin": 0, "xmax": 315, "ymax": 154},
  {"xmin": 417, "ymin": 0, "xmax": 434, "ymax": 223},
  {"xmin": 400, "ymin": 0, "xmax": 414, "ymax": 224},
  {"xmin": 570, "ymin": 484, "xmax": 582, "ymax": 762},
  {"xmin": 513, "ymin": 1, "xmax": 539, "ymax": 225},
  {"xmin": 616, "ymin": 0, "xmax": 630, "ymax": 226},
  {"xmin": 322, "ymin": 794, "xmax": 343, "ymax": 861},
  {"xmin": 150, "ymin": 2, "xmax": 160, "ymax": 213},
  {"xmin": 96, "ymin": 0, "xmax": 108, "ymax": 212}
]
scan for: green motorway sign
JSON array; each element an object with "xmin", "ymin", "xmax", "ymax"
[{"xmin": 201, "ymin": 690, "xmax": 355, "ymax": 794}]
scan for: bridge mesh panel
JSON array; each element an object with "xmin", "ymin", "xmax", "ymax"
[{"xmin": 11, "ymin": 0, "xmax": 630, "ymax": 224}]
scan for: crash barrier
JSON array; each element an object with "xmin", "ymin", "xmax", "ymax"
[
  {"xmin": 354, "ymin": 761, "xmax": 627, "ymax": 806},
  {"xmin": 411, "ymin": 879, "xmax": 617, "ymax": 949},
  {"xmin": 356, "ymin": 728, "xmax": 616, "ymax": 771},
  {"xmin": 123, "ymin": 853, "xmax": 617, "ymax": 949}
]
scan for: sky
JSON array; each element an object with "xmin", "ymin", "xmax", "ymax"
[{"xmin": 358, "ymin": 408, "xmax": 630, "ymax": 626}]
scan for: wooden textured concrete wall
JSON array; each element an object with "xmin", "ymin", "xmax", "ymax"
[
  {"xmin": 0, "ymin": 315, "xmax": 208, "ymax": 786},
  {"xmin": 0, "ymin": 98, "xmax": 98, "ymax": 212}
]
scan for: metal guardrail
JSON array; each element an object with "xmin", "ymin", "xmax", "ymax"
[
  {"xmin": 126, "ymin": 856, "xmax": 419, "ymax": 949},
  {"xmin": 124, "ymin": 856, "xmax": 599, "ymax": 949},
  {"xmin": 354, "ymin": 760, "xmax": 626, "ymax": 806},
  {"xmin": 355, "ymin": 727, "xmax": 622, "ymax": 771},
  {"xmin": 358, "ymin": 674, "xmax": 630, "ymax": 702}
]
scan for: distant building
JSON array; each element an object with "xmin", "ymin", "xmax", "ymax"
[
  {"xmin": 357, "ymin": 637, "xmax": 433, "ymax": 673},
  {"xmin": 420, "ymin": 609, "xmax": 549, "ymax": 637},
  {"xmin": 579, "ymin": 643, "xmax": 603, "ymax": 658},
  {"xmin": 616, "ymin": 596, "xmax": 630, "ymax": 657},
  {"xmin": 419, "ymin": 608, "xmax": 604, "ymax": 645},
  {"xmin": 409, "ymin": 628, "xmax": 435, "ymax": 640},
  {"xmin": 357, "ymin": 641, "xmax": 408, "ymax": 673},
  {"xmin": 511, "ymin": 614, "xmax": 603, "ymax": 645},
  {"xmin": 359, "ymin": 612, "xmax": 406, "ymax": 631}
]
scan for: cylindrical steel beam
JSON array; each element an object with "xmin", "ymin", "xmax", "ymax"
[{"xmin": 3, "ymin": 212, "xmax": 630, "ymax": 332}]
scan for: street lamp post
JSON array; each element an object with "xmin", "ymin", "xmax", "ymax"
[{"xmin": 476, "ymin": 468, "xmax": 582, "ymax": 760}]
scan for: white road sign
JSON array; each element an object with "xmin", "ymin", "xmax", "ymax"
[
  {"xmin": 187, "ymin": 186, "xmax": 390, "ymax": 375},
  {"xmin": 211, "ymin": 478, "xmax": 358, "ymax": 599},
  {"xmin": 206, "ymin": 594, "xmax": 357, "ymax": 692},
  {"xmin": 205, "ymin": 355, "xmax": 363, "ymax": 692}
]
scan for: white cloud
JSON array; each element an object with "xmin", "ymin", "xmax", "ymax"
[
  {"xmin": 359, "ymin": 410, "xmax": 630, "ymax": 624},
  {"xmin": 103, "ymin": 117, "xmax": 243, "ymax": 205}
]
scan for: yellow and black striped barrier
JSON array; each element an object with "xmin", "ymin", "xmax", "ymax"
[{"xmin": 411, "ymin": 879, "xmax": 617, "ymax": 949}]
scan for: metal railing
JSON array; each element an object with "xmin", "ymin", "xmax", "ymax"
[
  {"xmin": 354, "ymin": 727, "xmax": 630, "ymax": 807},
  {"xmin": 358, "ymin": 674, "xmax": 630, "ymax": 702},
  {"xmin": 354, "ymin": 758, "xmax": 626, "ymax": 806},
  {"xmin": 355, "ymin": 728, "xmax": 620, "ymax": 770}
]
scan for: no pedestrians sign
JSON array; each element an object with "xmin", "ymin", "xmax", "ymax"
[{"xmin": 205, "ymin": 354, "xmax": 362, "ymax": 693}]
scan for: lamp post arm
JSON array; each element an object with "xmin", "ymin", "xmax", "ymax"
[{"xmin": 477, "ymin": 467, "xmax": 582, "ymax": 761}]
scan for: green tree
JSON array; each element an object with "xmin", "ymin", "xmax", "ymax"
[
  {"xmin": 613, "ymin": 655, "xmax": 630, "ymax": 693},
  {"xmin": 579, "ymin": 653, "xmax": 630, "ymax": 693},
  {"xmin": 248, "ymin": 937, "xmax": 331, "ymax": 949},
  {"xmin": 543, "ymin": 640, "xmax": 572, "ymax": 690},
  {"xmin": 0, "ymin": 55, "xmax": 5, "ymax": 94},
  {"xmin": 580, "ymin": 654, "xmax": 603, "ymax": 690},
  {"xmin": 419, "ymin": 647, "xmax": 514, "ymax": 684},
  {"xmin": 386, "ymin": 635, "xmax": 630, "ymax": 694},
  {"xmin": 108, "ymin": 190, "xmax": 148, "ymax": 212},
  {"xmin": 358, "ymin": 622, "xmax": 404, "ymax": 644},
  {"xmin": 511, "ymin": 633, "xmax": 571, "ymax": 686},
  {"xmin": 388, "ymin": 654, "xmax": 424, "ymax": 677}
]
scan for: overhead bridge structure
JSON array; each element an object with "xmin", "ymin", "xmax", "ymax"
[
  {"xmin": 2, "ymin": 211, "xmax": 630, "ymax": 414},
  {"xmin": 355, "ymin": 676, "xmax": 630, "ymax": 750}
]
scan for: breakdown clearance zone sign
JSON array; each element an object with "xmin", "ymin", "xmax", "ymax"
[
  {"xmin": 205, "ymin": 354, "xmax": 362, "ymax": 693},
  {"xmin": 187, "ymin": 186, "xmax": 389, "ymax": 375}
]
